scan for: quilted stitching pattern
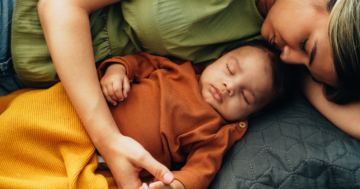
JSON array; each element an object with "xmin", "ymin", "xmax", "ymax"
[{"xmin": 209, "ymin": 93, "xmax": 360, "ymax": 189}]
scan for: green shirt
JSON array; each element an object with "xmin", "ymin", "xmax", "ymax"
[{"xmin": 12, "ymin": 0, "xmax": 264, "ymax": 87}]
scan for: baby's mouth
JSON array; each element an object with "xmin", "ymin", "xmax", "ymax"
[{"xmin": 210, "ymin": 86, "xmax": 222, "ymax": 103}]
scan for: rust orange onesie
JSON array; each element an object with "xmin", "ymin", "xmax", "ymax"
[{"xmin": 98, "ymin": 53, "xmax": 247, "ymax": 189}]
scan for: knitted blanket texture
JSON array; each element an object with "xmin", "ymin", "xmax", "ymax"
[{"xmin": 0, "ymin": 83, "xmax": 117, "ymax": 189}]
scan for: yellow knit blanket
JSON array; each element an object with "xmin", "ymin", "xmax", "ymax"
[{"xmin": 0, "ymin": 83, "xmax": 117, "ymax": 189}]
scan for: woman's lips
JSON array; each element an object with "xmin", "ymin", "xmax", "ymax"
[{"xmin": 210, "ymin": 86, "xmax": 222, "ymax": 103}]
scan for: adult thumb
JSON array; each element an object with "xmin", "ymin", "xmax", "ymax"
[{"xmin": 139, "ymin": 154, "xmax": 174, "ymax": 184}]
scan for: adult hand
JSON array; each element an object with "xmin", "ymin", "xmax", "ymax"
[{"xmin": 97, "ymin": 133, "xmax": 174, "ymax": 189}]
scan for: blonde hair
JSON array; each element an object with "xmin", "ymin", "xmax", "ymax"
[{"xmin": 326, "ymin": 0, "xmax": 360, "ymax": 104}]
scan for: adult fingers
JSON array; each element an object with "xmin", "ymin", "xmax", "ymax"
[
  {"xmin": 135, "ymin": 151, "xmax": 174, "ymax": 185},
  {"xmin": 111, "ymin": 157, "xmax": 143, "ymax": 189},
  {"xmin": 98, "ymin": 135, "xmax": 146, "ymax": 189},
  {"xmin": 119, "ymin": 169, "xmax": 142, "ymax": 189}
]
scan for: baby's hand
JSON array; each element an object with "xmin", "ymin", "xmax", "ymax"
[
  {"xmin": 140, "ymin": 182, "xmax": 171, "ymax": 189},
  {"xmin": 140, "ymin": 180, "xmax": 185, "ymax": 189},
  {"xmin": 100, "ymin": 64, "xmax": 130, "ymax": 106}
]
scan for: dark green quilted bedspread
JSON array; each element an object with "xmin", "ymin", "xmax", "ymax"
[{"xmin": 209, "ymin": 91, "xmax": 360, "ymax": 189}]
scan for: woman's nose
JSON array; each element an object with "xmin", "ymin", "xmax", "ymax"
[{"xmin": 280, "ymin": 45, "xmax": 308, "ymax": 65}]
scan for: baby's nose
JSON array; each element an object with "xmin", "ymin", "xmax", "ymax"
[{"xmin": 223, "ymin": 82, "xmax": 235, "ymax": 96}]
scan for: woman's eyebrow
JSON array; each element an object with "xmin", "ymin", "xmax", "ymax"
[{"xmin": 309, "ymin": 41, "xmax": 318, "ymax": 66}]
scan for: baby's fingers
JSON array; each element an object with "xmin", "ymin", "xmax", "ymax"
[
  {"xmin": 102, "ymin": 86, "xmax": 118, "ymax": 106},
  {"xmin": 122, "ymin": 77, "xmax": 131, "ymax": 98},
  {"xmin": 149, "ymin": 181, "xmax": 170, "ymax": 189},
  {"xmin": 112, "ymin": 80, "xmax": 125, "ymax": 101},
  {"xmin": 140, "ymin": 183, "xmax": 150, "ymax": 189}
]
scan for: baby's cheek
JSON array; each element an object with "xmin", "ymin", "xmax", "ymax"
[
  {"xmin": 202, "ymin": 92, "xmax": 218, "ymax": 110},
  {"xmin": 222, "ymin": 101, "xmax": 247, "ymax": 121}
]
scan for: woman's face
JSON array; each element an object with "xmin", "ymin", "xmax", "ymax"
[{"xmin": 261, "ymin": 0, "xmax": 338, "ymax": 87}]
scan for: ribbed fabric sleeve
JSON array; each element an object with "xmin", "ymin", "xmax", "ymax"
[{"xmin": 172, "ymin": 122, "xmax": 247, "ymax": 189}]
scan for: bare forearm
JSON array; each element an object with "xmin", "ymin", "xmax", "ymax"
[
  {"xmin": 37, "ymin": 1, "xmax": 175, "ymax": 188},
  {"xmin": 302, "ymin": 75, "xmax": 360, "ymax": 139},
  {"xmin": 37, "ymin": 0, "xmax": 122, "ymax": 144}
]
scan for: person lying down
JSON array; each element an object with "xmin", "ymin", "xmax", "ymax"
[{"xmin": 96, "ymin": 40, "xmax": 292, "ymax": 189}]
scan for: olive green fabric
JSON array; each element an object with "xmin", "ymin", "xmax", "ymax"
[
  {"xmin": 120, "ymin": 0, "xmax": 264, "ymax": 64},
  {"xmin": 11, "ymin": 0, "xmax": 55, "ymax": 88},
  {"xmin": 90, "ymin": 3, "xmax": 143, "ymax": 65},
  {"xmin": 12, "ymin": 0, "xmax": 264, "ymax": 88}
]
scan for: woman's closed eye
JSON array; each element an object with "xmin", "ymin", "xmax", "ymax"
[{"xmin": 299, "ymin": 37, "xmax": 309, "ymax": 53}]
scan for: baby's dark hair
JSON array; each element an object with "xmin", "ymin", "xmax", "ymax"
[{"xmin": 225, "ymin": 39, "xmax": 293, "ymax": 118}]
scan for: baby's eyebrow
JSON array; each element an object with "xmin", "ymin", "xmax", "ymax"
[{"xmin": 233, "ymin": 57, "xmax": 240, "ymax": 70}]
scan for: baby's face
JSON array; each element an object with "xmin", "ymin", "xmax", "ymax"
[{"xmin": 199, "ymin": 46, "xmax": 275, "ymax": 121}]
